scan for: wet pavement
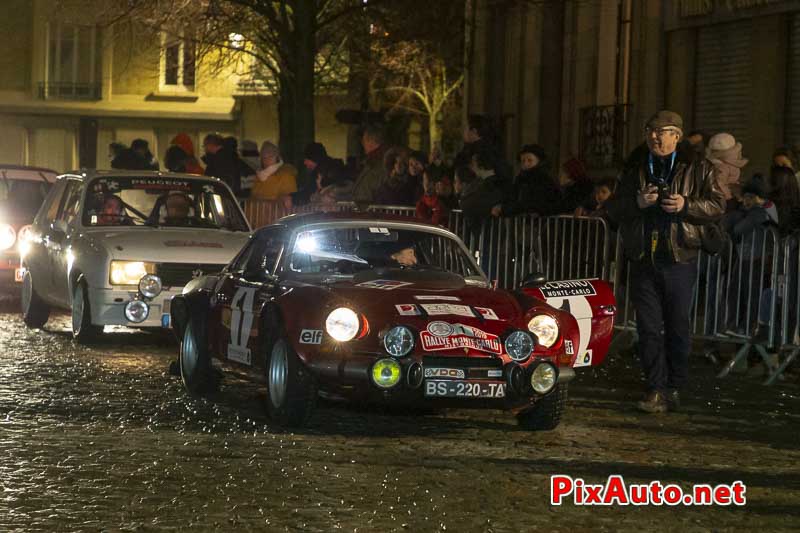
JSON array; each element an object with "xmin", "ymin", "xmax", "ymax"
[{"xmin": 1, "ymin": 303, "xmax": 799, "ymax": 532}]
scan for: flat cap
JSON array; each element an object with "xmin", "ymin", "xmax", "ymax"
[{"xmin": 646, "ymin": 110, "xmax": 684, "ymax": 131}]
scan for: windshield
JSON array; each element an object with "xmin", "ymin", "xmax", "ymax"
[
  {"xmin": 82, "ymin": 176, "xmax": 248, "ymax": 231},
  {"xmin": 287, "ymin": 225, "xmax": 483, "ymax": 279},
  {"xmin": 0, "ymin": 179, "xmax": 52, "ymax": 222}
]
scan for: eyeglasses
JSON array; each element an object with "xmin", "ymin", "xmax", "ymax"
[{"xmin": 645, "ymin": 127, "xmax": 680, "ymax": 138}]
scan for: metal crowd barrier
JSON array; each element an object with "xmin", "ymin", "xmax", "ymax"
[
  {"xmin": 765, "ymin": 232, "xmax": 800, "ymax": 384},
  {"xmin": 243, "ymin": 198, "xmax": 798, "ymax": 383},
  {"xmin": 609, "ymin": 225, "xmax": 791, "ymax": 384}
]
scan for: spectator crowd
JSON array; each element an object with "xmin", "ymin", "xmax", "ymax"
[{"xmin": 106, "ymin": 116, "xmax": 800, "ymax": 245}]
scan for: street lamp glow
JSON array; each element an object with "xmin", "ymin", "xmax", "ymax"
[{"xmin": 229, "ymin": 33, "xmax": 244, "ymax": 49}]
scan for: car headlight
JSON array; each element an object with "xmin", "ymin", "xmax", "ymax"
[
  {"xmin": 384, "ymin": 326, "xmax": 414, "ymax": 357},
  {"xmin": 138, "ymin": 274, "xmax": 163, "ymax": 299},
  {"xmin": 17, "ymin": 225, "xmax": 32, "ymax": 256},
  {"xmin": 504, "ymin": 330, "xmax": 534, "ymax": 361},
  {"xmin": 0, "ymin": 224, "xmax": 16, "ymax": 251},
  {"xmin": 528, "ymin": 314, "xmax": 559, "ymax": 348},
  {"xmin": 109, "ymin": 261, "xmax": 156, "ymax": 285},
  {"xmin": 371, "ymin": 358, "xmax": 402, "ymax": 389},
  {"xmin": 325, "ymin": 307, "xmax": 360, "ymax": 342},
  {"xmin": 530, "ymin": 362, "xmax": 557, "ymax": 394}
]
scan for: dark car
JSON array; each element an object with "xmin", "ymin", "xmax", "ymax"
[
  {"xmin": 171, "ymin": 213, "xmax": 616, "ymax": 429},
  {"xmin": 0, "ymin": 165, "xmax": 56, "ymax": 288}
]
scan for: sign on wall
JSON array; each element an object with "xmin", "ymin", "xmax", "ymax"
[{"xmin": 666, "ymin": 0, "xmax": 800, "ymax": 30}]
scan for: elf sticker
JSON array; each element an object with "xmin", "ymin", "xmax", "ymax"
[{"xmin": 564, "ymin": 339, "xmax": 575, "ymax": 355}]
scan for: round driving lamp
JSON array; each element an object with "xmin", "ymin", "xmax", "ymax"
[
  {"xmin": 528, "ymin": 314, "xmax": 560, "ymax": 348},
  {"xmin": 530, "ymin": 362, "xmax": 557, "ymax": 395},
  {"xmin": 504, "ymin": 330, "xmax": 534, "ymax": 362},
  {"xmin": 138, "ymin": 274, "xmax": 163, "ymax": 299},
  {"xmin": 371, "ymin": 358, "xmax": 402, "ymax": 389},
  {"xmin": 383, "ymin": 326, "xmax": 414, "ymax": 357},
  {"xmin": 325, "ymin": 307, "xmax": 360, "ymax": 342},
  {"xmin": 124, "ymin": 299, "xmax": 150, "ymax": 323}
]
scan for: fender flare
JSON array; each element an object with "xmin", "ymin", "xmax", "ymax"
[{"xmin": 171, "ymin": 290, "xmax": 212, "ymax": 341}]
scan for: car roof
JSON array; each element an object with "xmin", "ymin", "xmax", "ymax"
[
  {"xmin": 272, "ymin": 211, "xmax": 430, "ymax": 229},
  {"xmin": 254, "ymin": 211, "xmax": 456, "ymax": 240},
  {"xmin": 0, "ymin": 165, "xmax": 58, "ymax": 183},
  {"xmin": 60, "ymin": 169, "xmax": 221, "ymax": 183}
]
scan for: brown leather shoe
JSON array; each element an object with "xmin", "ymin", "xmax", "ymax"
[
  {"xmin": 637, "ymin": 391, "xmax": 668, "ymax": 413},
  {"xmin": 666, "ymin": 389, "xmax": 680, "ymax": 412}
]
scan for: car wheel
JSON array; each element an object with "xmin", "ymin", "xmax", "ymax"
[
  {"xmin": 21, "ymin": 271, "xmax": 50, "ymax": 329},
  {"xmin": 71, "ymin": 281, "xmax": 103, "ymax": 343},
  {"xmin": 516, "ymin": 384, "xmax": 568, "ymax": 431},
  {"xmin": 266, "ymin": 337, "xmax": 317, "ymax": 427},
  {"xmin": 179, "ymin": 318, "xmax": 219, "ymax": 394}
]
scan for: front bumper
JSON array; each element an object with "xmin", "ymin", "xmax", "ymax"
[
  {"xmin": 88, "ymin": 286, "xmax": 179, "ymax": 328},
  {"xmin": 0, "ymin": 255, "xmax": 23, "ymax": 286},
  {"xmin": 304, "ymin": 351, "xmax": 574, "ymax": 408}
]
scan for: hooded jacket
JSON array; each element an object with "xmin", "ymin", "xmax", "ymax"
[
  {"xmin": 605, "ymin": 142, "xmax": 725, "ymax": 263},
  {"xmin": 170, "ymin": 134, "xmax": 204, "ymax": 175}
]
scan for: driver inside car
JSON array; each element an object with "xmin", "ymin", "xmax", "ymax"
[
  {"xmin": 162, "ymin": 192, "xmax": 194, "ymax": 225},
  {"xmin": 390, "ymin": 245, "xmax": 418, "ymax": 267},
  {"xmin": 97, "ymin": 195, "xmax": 129, "ymax": 225}
]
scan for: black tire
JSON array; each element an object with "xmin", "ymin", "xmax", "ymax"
[
  {"xmin": 266, "ymin": 336, "xmax": 317, "ymax": 427},
  {"xmin": 179, "ymin": 318, "xmax": 219, "ymax": 394},
  {"xmin": 21, "ymin": 271, "xmax": 50, "ymax": 329},
  {"xmin": 517, "ymin": 384, "xmax": 568, "ymax": 431},
  {"xmin": 71, "ymin": 281, "xmax": 103, "ymax": 343}
]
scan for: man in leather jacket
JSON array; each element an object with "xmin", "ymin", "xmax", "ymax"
[{"xmin": 606, "ymin": 110, "xmax": 725, "ymax": 413}]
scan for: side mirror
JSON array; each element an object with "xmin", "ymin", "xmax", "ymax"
[
  {"xmin": 243, "ymin": 267, "xmax": 276, "ymax": 284},
  {"xmin": 520, "ymin": 271, "xmax": 547, "ymax": 289},
  {"xmin": 51, "ymin": 219, "xmax": 68, "ymax": 236}
]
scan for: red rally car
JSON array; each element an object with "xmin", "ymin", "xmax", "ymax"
[{"xmin": 170, "ymin": 213, "xmax": 616, "ymax": 429}]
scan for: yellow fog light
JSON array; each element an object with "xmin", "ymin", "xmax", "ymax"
[{"xmin": 371, "ymin": 358, "xmax": 402, "ymax": 389}]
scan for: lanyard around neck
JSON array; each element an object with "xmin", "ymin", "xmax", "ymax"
[{"xmin": 648, "ymin": 151, "xmax": 677, "ymax": 183}]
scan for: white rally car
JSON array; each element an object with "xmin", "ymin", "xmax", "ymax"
[{"xmin": 21, "ymin": 170, "xmax": 251, "ymax": 342}]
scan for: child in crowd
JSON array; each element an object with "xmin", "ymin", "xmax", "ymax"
[
  {"xmin": 575, "ymin": 177, "xmax": 616, "ymax": 217},
  {"xmin": 415, "ymin": 167, "xmax": 449, "ymax": 226},
  {"xmin": 723, "ymin": 176, "xmax": 779, "ymax": 341}
]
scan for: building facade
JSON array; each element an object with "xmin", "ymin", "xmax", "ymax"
[
  {"xmin": 0, "ymin": 0, "xmax": 349, "ymax": 173},
  {"xmin": 467, "ymin": 0, "xmax": 800, "ymax": 177}
]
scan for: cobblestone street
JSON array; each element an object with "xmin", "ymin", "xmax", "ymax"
[{"xmin": 1, "ymin": 306, "xmax": 799, "ymax": 532}]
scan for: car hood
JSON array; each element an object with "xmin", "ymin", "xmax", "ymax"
[
  {"xmin": 82, "ymin": 227, "xmax": 250, "ymax": 264},
  {"xmin": 284, "ymin": 270, "xmax": 539, "ymax": 336}
]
